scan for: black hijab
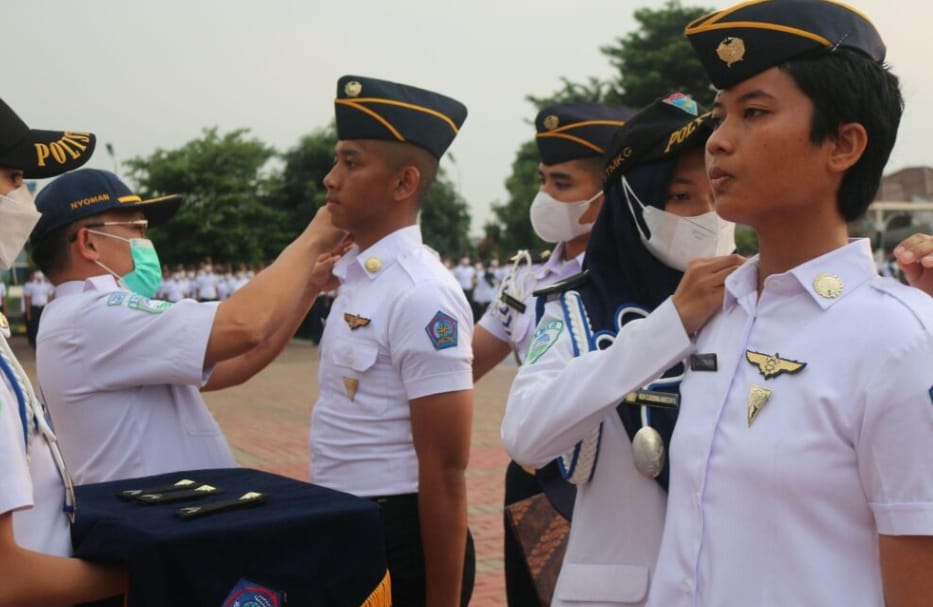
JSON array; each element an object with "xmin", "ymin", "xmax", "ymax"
[{"xmin": 576, "ymin": 93, "xmax": 712, "ymax": 491}]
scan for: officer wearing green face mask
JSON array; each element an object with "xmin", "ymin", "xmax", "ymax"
[{"xmin": 28, "ymin": 168, "xmax": 347, "ymax": 485}]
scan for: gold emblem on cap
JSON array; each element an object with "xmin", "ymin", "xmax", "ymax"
[
  {"xmin": 543, "ymin": 115, "xmax": 560, "ymax": 131},
  {"xmin": 747, "ymin": 384, "xmax": 772, "ymax": 427},
  {"xmin": 813, "ymin": 272, "xmax": 843, "ymax": 298},
  {"xmin": 344, "ymin": 80, "xmax": 363, "ymax": 98},
  {"xmin": 716, "ymin": 36, "xmax": 746, "ymax": 67},
  {"xmin": 343, "ymin": 377, "xmax": 359, "ymax": 401},
  {"xmin": 364, "ymin": 256, "xmax": 382, "ymax": 273}
]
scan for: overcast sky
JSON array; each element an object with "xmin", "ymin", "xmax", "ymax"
[{"xmin": 11, "ymin": 0, "xmax": 931, "ymax": 236}]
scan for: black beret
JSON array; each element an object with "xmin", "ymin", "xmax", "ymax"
[
  {"xmin": 686, "ymin": 0, "xmax": 885, "ymax": 89},
  {"xmin": 0, "ymin": 98, "xmax": 96, "ymax": 179},
  {"xmin": 334, "ymin": 75, "xmax": 467, "ymax": 159},
  {"xmin": 535, "ymin": 103, "xmax": 635, "ymax": 165},
  {"xmin": 603, "ymin": 93, "xmax": 711, "ymax": 185},
  {"xmin": 31, "ymin": 168, "xmax": 181, "ymax": 241}
]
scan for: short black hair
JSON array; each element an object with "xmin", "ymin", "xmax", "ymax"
[
  {"xmin": 29, "ymin": 224, "xmax": 71, "ymax": 278},
  {"xmin": 781, "ymin": 47, "xmax": 903, "ymax": 222}
]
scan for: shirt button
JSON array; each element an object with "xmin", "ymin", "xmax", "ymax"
[
  {"xmin": 683, "ymin": 578, "xmax": 694, "ymax": 594},
  {"xmin": 694, "ymin": 492, "xmax": 702, "ymax": 506}
]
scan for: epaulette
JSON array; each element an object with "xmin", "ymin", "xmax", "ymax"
[
  {"xmin": 530, "ymin": 248, "xmax": 552, "ymax": 264},
  {"xmin": 533, "ymin": 269, "xmax": 590, "ymax": 299}
]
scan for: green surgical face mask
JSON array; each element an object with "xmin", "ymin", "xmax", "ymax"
[{"xmin": 90, "ymin": 231, "xmax": 163, "ymax": 298}]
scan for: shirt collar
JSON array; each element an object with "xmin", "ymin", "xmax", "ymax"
[
  {"xmin": 333, "ymin": 225, "xmax": 423, "ymax": 281},
  {"xmin": 724, "ymin": 238, "xmax": 877, "ymax": 311},
  {"xmin": 533, "ymin": 242, "xmax": 585, "ymax": 280},
  {"xmin": 53, "ymin": 274, "xmax": 122, "ymax": 298}
]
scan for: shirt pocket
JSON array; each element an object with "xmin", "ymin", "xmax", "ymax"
[
  {"xmin": 330, "ymin": 341, "xmax": 387, "ymax": 416},
  {"xmin": 556, "ymin": 562, "xmax": 649, "ymax": 604}
]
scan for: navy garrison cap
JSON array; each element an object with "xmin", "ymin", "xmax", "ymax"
[
  {"xmin": 535, "ymin": 103, "xmax": 635, "ymax": 165},
  {"xmin": 334, "ymin": 75, "xmax": 467, "ymax": 159},
  {"xmin": 0, "ymin": 98, "xmax": 96, "ymax": 178},
  {"xmin": 685, "ymin": 0, "xmax": 886, "ymax": 89},
  {"xmin": 31, "ymin": 168, "xmax": 181, "ymax": 240},
  {"xmin": 603, "ymin": 93, "xmax": 711, "ymax": 185}
]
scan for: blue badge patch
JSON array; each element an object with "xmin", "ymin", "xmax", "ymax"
[
  {"xmin": 106, "ymin": 292, "xmax": 127, "ymax": 306},
  {"xmin": 425, "ymin": 311, "xmax": 458, "ymax": 350},
  {"xmin": 526, "ymin": 319, "xmax": 564, "ymax": 364},
  {"xmin": 222, "ymin": 578, "xmax": 283, "ymax": 607}
]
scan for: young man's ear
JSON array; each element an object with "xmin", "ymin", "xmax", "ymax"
[
  {"xmin": 73, "ymin": 226, "xmax": 99, "ymax": 261},
  {"xmin": 827, "ymin": 122, "xmax": 868, "ymax": 174},
  {"xmin": 392, "ymin": 165, "xmax": 422, "ymax": 202}
]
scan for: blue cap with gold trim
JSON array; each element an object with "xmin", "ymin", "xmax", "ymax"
[
  {"xmin": 535, "ymin": 103, "xmax": 634, "ymax": 166},
  {"xmin": 31, "ymin": 168, "xmax": 181, "ymax": 240},
  {"xmin": 685, "ymin": 0, "xmax": 885, "ymax": 89},
  {"xmin": 334, "ymin": 75, "xmax": 467, "ymax": 159},
  {"xmin": 0, "ymin": 98, "xmax": 96, "ymax": 179}
]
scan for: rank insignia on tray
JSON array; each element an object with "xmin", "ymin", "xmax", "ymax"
[{"xmin": 425, "ymin": 311, "xmax": 458, "ymax": 350}]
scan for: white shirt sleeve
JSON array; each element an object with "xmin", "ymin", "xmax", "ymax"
[
  {"xmin": 859, "ymin": 329, "xmax": 933, "ymax": 535},
  {"xmin": 390, "ymin": 281, "xmax": 473, "ymax": 400},
  {"xmin": 0, "ymin": 383, "xmax": 32, "ymax": 516},
  {"xmin": 78, "ymin": 295, "xmax": 219, "ymax": 390},
  {"xmin": 502, "ymin": 296, "xmax": 694, "ymax": 468}
]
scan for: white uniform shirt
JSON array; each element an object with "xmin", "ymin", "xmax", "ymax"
[
  {"xmin": 452, "ymin": 262, "xmax": 476, "ymax": 291},
  {"xmin": 648, "ymin": 239, "xmax": 933, "ymax": 607},
  {"xmin": 196, "ymin": 271, "xmax": 219, "ymax": 300},
  {"xmin": 472, "ymin": 267, "xmax": 498, "ymax": 305},
  {"xmin": 478, "ymin": 242, "xmax": 584, "ymax": 361},
  {"xmin": 24, "ymin": 279, "xmax": 54, "ymax": 306},
  {"xmin": 310, "ymin": 226, "xmax": 473, "ymax": 497},
  {"xmin": 504, "ymin": 296, "xmax": 693, "ymax": 606},
  {"xmin": 162, "ymin": 276, "xmax": 187, "ymax": 303},
  {"xmin": 36, "ymin": 275, "xmax": 236, "ymax": 484},
  {"xmin": 0, "ymin": 344, "xmax": 71, "ymax": 558}
]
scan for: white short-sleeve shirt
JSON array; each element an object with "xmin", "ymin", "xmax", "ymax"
[
  {"xmin": 0, "ymin": 338, "xmax": 71, "ymax": 558},
  {"xmin": 310, "ymin": 226, "xmax": 473, "ymax": 497},
  {"xmin": 36, "ymin": 275, "xmax": 236, "ymax": 484},
  {"xmin": 478, "ymin": 242, "xmax": 584, "ymax": 362},
  {"xmin": 648, "ymin": 239, "xmax": 933, "ymax": 607}
]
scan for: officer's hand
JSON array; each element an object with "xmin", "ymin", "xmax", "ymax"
[
  {"xmin": 672, "ymin": 254, "xmax": 745, "ymax": 336},
  {"xmin": 309, "ymin": 236, "xmax": 353, "ymax": 292},
  {"xmin": 304, "ymin": 205, "xmax": 347, "ymax": 251},
  {"xmin": 894, "ymin": 234, "xmax": 933, "ymax": 296}
]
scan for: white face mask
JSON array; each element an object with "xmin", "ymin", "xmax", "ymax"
[
  {"xmin": 0, "ymin": 185, "xmax": 41, "ymax": 271},
  {"xmin": 622, "ymin": 177, "xmax": 735, "ymax": 271},
  {"xmin": 529, "ymin": 189, "xmax": 602, "ymax": 244}
]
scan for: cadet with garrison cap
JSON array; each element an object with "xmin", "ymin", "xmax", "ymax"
[
  {"xmin": 503, "ymin": 93, "xmax": 738, "ymax": 607},
  {"xmin": 646, "ymin": 1, "xmax": 933, "ymax": 605},
  {"xmin": 311, "ymin": 75, "xmax": 474, "ymax": 607},
  {"xmin": 471, "ymin": 101, "xmax": 632, "ymax": 606},
  {"xmin": 0, "ymin": 99, "xmax": 126, "ymax": 605},
  {"xmin": 29, "ymin": 168, "xmax": 345, "ymax": 485}
]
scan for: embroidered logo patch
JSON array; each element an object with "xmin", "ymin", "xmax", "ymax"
[
  {"xmin": 526, "ymin": 319, "xmax": 564, "ymax": 364},
  {"xmin": 126, "ymin": 295, "xmax": 172, "ymax": 314},
  {"xmin": 425, "ymin": 311, "xmax": 458, "ymax": 350},
  {"xmin": 222, "ymin": 578, "xmax": 282, "ymax": 607}
]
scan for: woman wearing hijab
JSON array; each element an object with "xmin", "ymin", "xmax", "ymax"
[{"xmin": 502, "ymin": 93, "xmax": 742, "ymax": 607}]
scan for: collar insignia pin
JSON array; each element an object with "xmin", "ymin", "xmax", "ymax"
[
  {"xmin": 746, "ymin": 350, "xmax": 806, "ymax": 379},
  {"xmin": 364, "ymin": 256, "xmax": 382, "ymax": 273},
  {"xmin": 813, "ymin": 272, "xmax": 844, "ymax": 298},
  {"xmin": 747, "ymin": 384, "xmax": 772, "ymax": 427}
]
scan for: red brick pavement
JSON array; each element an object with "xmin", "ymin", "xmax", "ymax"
[{"xmin": 14, "ymin": 335, "xmax": 517, "ymax": 606}]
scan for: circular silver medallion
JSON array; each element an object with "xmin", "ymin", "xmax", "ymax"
[{"xmin": 632, "ymin": 426, "xmax": 665, "ymax": 479}]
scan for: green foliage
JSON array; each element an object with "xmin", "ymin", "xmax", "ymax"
[
  {"xmin": 734, "ymin": 224, "xmax": 759, "ymax": 256},
  {"xmin": 420, "ymin": 169, "xmax": 473, "ymax": 259},
  {"xmin": 602, "ymin": 1, "xmax": 716, "ymax": 108},
  {"xmin": 481, "ymin": 140, "xmax": 547, "ymax": 259},
  {"xmin": 125, "ymin": 127, "xmax": 283, "ymax": 266}
]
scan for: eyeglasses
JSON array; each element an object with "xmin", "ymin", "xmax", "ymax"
[{"xmin": 69, "ymin": 219, "xmax": 149, "ymax": 242}]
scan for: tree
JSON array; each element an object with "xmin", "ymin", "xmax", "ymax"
[
  {"xmin": 125, "ymin": 127, "xmax": 284, "ymax": 266},
  {"xmin": 420, "ymin": 167, "xmax": 473, "ymax": 259},
  {"xmin": 483, "ymin": 1, "xmax": 715, "ymax": 253},
  {"xmin": 602, "ymin": 1, "xmax": 716, "ymax": 108}
]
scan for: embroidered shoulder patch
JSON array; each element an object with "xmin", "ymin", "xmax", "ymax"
[
  {"xmin": 222, "ymin": 578, "xmax": 283, "ymax": 607},
  {"xmin": 106, "ymin": 293, "xmax": 127, "ymax": 306},
  {"xmin": 526, "ymin": 319, "xmax": 564, "ymax": 364},
  {"xmin": 425, "ymin": 311, "xmax": 458, "ymax": 350},
  {"xmin": 106, "ymin": 292, "xmax": 172, "ymax": 314}
]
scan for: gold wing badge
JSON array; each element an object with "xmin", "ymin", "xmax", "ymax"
[
  {"xmin": 344, "ymin": 313, "xmax": 371, "ymax": 330},
  {"xmin": 745, "ymin": 350, "xmax": 807, "ymax": 380}
]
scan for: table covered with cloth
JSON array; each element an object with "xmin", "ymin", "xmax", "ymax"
[{"xmin": 71, "ymin": 467, "xmax": 390, "ymax": 607}]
